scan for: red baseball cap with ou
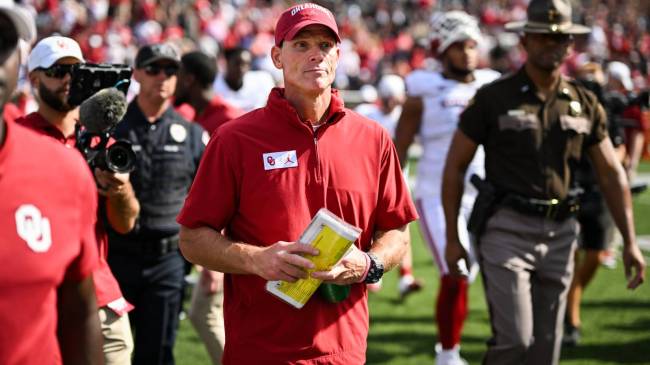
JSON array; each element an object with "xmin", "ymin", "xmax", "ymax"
[{"xmin": 274, "ymin": 3, "xmax": 341, "ymax": 47}]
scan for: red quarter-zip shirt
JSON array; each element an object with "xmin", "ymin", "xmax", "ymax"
[{"xmin": 178, "ymin": 88, "xmax": 418, "ymax": 365}]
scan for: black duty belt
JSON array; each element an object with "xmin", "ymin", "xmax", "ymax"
[
  {"xmin": 501, "ymin": 194, "xmax": 579, "ymax": 221},
  {"xmin": 111, "ymin": 234, "xmax": 180, "ymax": 257}
]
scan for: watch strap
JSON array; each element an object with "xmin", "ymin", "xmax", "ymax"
[{"xmin": 364, "ymin": 252, "xmax": 384, "ymax": 284}]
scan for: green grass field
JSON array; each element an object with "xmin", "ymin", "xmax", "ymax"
[{"xmin": 174, "ymin": 189, "xmax": 650, "ymax": 365}]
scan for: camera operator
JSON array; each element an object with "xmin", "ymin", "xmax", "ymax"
[
  {"xmin": 107, "ymin": 43, "xmax": 206, "ymax": 365},
  {"xmin": 16, "ymin": 36, "xmax": 139, "ymax": 365},
  {"xmin": 0, "ymin": 7, "xmax": 103, "ymax": 365}
]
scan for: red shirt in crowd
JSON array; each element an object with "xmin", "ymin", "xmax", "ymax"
[
  {"xmin": 178, "ymin": 88, "xmax": 418, "ymax": 365},
  {"xmin": 16, "ymin": 112, "xmax": 133, "ymax": 313},
  {"xmin": 0, "ymin": 122, "xmax": 98, "ymax": 365},
  {"xmin": 196, "ymin": 95, "xmax": 244, "ymax": 135}
]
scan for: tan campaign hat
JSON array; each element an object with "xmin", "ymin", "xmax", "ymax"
[{"xmin": 505, "ymin": 0, "xmax": 590, "ymax": 35}]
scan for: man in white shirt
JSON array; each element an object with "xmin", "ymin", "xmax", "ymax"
[
  {"xmin": 394, "ymin": 11, "xmax": 500, "ymax": 365},
  {"xmin": 212, "ymin": 47, "xmax": 275, "ymax": 112}
]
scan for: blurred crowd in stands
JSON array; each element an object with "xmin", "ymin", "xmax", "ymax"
[
  {"xmin": 14, "ymin": 1, "xmax": 647, "ymax": 83},
  {"xmin": 9, "ymin": 0, "xmax": 650, "ymax": 136}
]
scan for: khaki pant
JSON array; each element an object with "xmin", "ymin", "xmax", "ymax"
[
  {"xmin": 479, "ymin": 207, "xmax": 578, "ymax": 365},
  {"xmin": 188, "ymin": 284, "xmax": 225, "ymax": 365},
  {"xmin": 99, "ymin": 306, "xmax": 134, "ymax": 365}
]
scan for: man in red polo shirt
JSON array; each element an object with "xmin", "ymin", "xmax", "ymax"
[
  {"xmin": 16, "ymin": 35, "xmax": 140, "ymax": 365},
  {"xmin": 0, "ymin": 3, "xmax": 102, "ymax": 364},
  {"xmin": 175, "ymin": 50, "xmax": 243, "ymax": 136},
  {"xmin": 174, "ymin": 49, "xmax": 243, "ymax": 365},
  {"xmin": 177, "ymin": 3, "xmax": 418, "ymax": 365}
]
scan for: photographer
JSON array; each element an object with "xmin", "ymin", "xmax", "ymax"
[{"xmin": 16, "ymin": 36, "xmax": 139, "ymax": 365}]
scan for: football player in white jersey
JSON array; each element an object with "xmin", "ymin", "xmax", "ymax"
[{"xmin": 394, "ymin": 11, "xmax": 500, "ymax": 365}]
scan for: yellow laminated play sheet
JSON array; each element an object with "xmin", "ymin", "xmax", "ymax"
[{"xmin": 266, "ymin": 208, "xmax": 362, "ymax": 309}]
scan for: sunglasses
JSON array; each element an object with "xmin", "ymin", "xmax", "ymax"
[
  {"xmin": 143, "ymin": 64, "xmax": 178, "ymax": 77},
  {"xmin": 39, "ymin": 63, "xmax": 76, "ymax": 79}
]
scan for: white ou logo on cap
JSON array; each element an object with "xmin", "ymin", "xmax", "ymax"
[
  {"xmin": 170, "ymin": 124, "xmax": 187, "ymax": 143},
  {"xmin": 15, "ymin": 204, "xmax": 52, "ymax": 253}
]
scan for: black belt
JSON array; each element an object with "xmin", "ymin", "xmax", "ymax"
[
  {"xmin": 111, "ymin": 234, "xmax": 180, "ymax": 257},
  {"xmin": 501, "ymin": 194, "xmax": 579, "ymax": 221}
]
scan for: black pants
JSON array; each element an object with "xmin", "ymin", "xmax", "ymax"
[
  {"xmin": 108, "ymin": 249, "xmax": 185, "ymax": 365},
  {"xmin": 577, "ymin": 192, "xmax": 610, "ymax": 250}
]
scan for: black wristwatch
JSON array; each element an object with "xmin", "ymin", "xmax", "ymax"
[{"xmin": 364, "ymin": 252, "xmax": 384, "ymax": 284}]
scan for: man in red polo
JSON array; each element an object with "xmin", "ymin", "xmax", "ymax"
[
  {"xmin": 0, "ymin": 3, "xmax": 102, "ymax": 364},
  {"xmin": 16, "ymin": 36, "xmax": 140, "ymax": 365},
  {"xmin": 174, "ymin": 49, "xmax": 244, "ymax": 365},
  {"xmin": 175, "ymin": 50, "xmax": 243, "ymax": 136},
  {"xmin": 177, "ymin": 3, "xmax": 418, "ymax": 365}
]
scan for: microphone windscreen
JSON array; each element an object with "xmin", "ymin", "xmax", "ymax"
[{"xmin": 79, "ymin": 88, "xmax": 127, "ymax": 133}]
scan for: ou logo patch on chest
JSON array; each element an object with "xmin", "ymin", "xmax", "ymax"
[
  {"xmin": 263, "ymin": 150, "xmax": 298, "ymax": 170},
  {"xmin": 15, "ymin": 204, "xmax": 52, "ymax": 253}
]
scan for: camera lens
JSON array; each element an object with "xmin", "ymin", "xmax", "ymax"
[{"xmin": 106, "ymin": 141, "xmax": 136, "ymax": 173}]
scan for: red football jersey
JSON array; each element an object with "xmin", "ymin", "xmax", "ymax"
[{"xmin": 0, "ymin": 122, "xmax": 99, "ymax": 365}]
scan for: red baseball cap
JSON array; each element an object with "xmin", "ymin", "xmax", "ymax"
[{"xmin": 274, "ymin": 3, "xmax": 341, "ymax": 47}]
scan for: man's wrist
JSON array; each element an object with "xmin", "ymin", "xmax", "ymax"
[
  {"xmin": 108, "ymin": 182, "xmax": 134, "ymax": 200},
  {"xmin": 447, "ymin": 237, "xmax": 462, "ymax": 247},
  {"xmin": 359, "ymin": 252, "xmax": 371, "ymax": 283},
  {"xmin": 622, "ymin": 234, "xmax": 636, "ymax": 247}
]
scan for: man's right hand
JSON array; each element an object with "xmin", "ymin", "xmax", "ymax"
[
  {"xmin": 622, "ymin": 243, "xmax": 646, "ymax": 290},
  {"xmin": 94, "ymin": 168, "xmax": 131, "ymax": 198},
  {"xmin": 445, "ymin": 239, "xmax": 469, "ymax": 278},
  {"xmin": 251, "ymin": 241, "xmax": 319, "ymax": 282}
]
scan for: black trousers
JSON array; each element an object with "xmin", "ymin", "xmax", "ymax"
[{"xmin": 108, "ymin": 249, "xmax": 185, "ymax": 365}]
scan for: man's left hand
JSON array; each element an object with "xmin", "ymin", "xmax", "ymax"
[
  {"xmin": 310, "ymin": 245, "xmax": 368, "ymax": 285},
  {"xmin": 623, "ymin": 243, "xmax": 646, "ymax": 289},
  {"xmin": 94, "ymin": 168, "xmax": 130, "ymax": 197}
]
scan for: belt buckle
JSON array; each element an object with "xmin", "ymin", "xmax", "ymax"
[
  {"xmin": 544, "ymin": 198, "xmax": 560, "ymax": 219},
  {"xmin": 530, "ymin": 197, "xmax": 560, "ymax": 219}
]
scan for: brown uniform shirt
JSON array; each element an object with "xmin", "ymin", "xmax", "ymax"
[{"xmin": 459, "ymin": 67, "xmax": 608, "ymax": 200}]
